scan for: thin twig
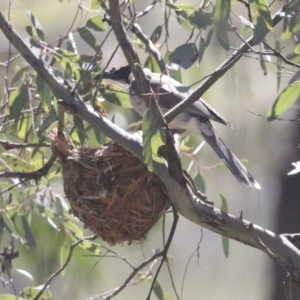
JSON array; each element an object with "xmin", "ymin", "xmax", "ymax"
[
  {"xmin": 180, "ymin": 228, "xmax": 203, "ymax": 300},
  {"xmin": 163, "ymin": 212, "xmax": 180, "ymax": 300},
  {"xmin": 0, "ymin": 140, "xmax": 50, "ymax": 150},
  {"xmin": 163, "ymin": 2, "xmax": 296, "ymax": 124},
  {"xmin": 146, "ymin": 207, "xmax": 179, "ymax": 300},
  {"xmin": 32, "ymin": 235, "xmax": 96, "ymax": 300}
]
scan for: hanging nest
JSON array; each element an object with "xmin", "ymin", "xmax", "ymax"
[{"xmin": 48, "ymin": 129, "xmax": 171, "ymax": 245}]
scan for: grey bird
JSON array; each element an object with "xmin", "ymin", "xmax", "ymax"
[{"xmin": 98, "ymin": 65, "xmax": 260, "ymax": 189}]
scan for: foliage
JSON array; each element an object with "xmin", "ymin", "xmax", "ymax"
[{"xmin": 0, "ymin": 0, "xmax": 299, "ymax": 299}]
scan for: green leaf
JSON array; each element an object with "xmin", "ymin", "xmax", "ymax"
[
  {"xmin": 9, "ymin": 85, "xmax": 30, "ymax": 120},
  {"xmin": 259, "ymin": 53, "xmax": 267, "ymax": 75},
  {"xmin": 165, "ymin": 3, "xmax": 195, "ymax": 11},
  {"xmin": 187, "ymin": 11, "xmax": 213, "ymax": 29},
  {"xmin": 78, "ymin": 27, "xmax": 101, "ymax": 52},
  {"xmin": 86, "ymin": 15, "xmax": 106, "ymax": 31},
  {"xmin": 37, "ymin": 111, "xmax": 58, "ymax": 135},
  {"xmin": 99, "ymin": 83, "xmax": 132, "ymax": 107},
  {"xmin": 60, "ymin": 242, "xmax": 69, "ymax": 276},
  {"xmin": 142, "ymin": 110, "xmax": 165, "ymax": 171},
  {"xmin": 54, "ymin": 49, "xmax": 81, "ymax": 63},
  {"xmin": 198, "ymin": 35, "xmax": 205, "ymax": 64},
  {"xmin": 153, "ymin": 281, "xmax": 171, "ymax": 300},
  {"xmin": 220, "ymin": 194, "xmax": 229, "ymax": 258},
  {"xmin": 250, "ymin": 0, "xmax": 273, "ymax": 45},
  {"xmin": 91, "ymin": 0, "xmax": 100, "ymax": 10},
  {"xmin": 289, "ymin": 70, "xmax": 300, "ymax": 85},
  {"xmin": 144, "ymin": 55, "xmax": 161, "ymax": 73},
  {"xmin": 36, "ymin": 75, "xmax": 52, "ymax": 113},
  {"xmin": 213, "ymin": 0, "xmax": 231, "ymax": 50},
  {"xmin": 26, "ymin": 10, "xmax": 45, "ymax": 40},
  {"xmin": 169, "ymin": 43, "xmax": 198, "ymax": 69},
  {"xmin": 14, "ymin": 215, "xmax": 37, "ymax": 247},
  {"xmin": 21, "ymin": 286, "xmax": 52, "ymax": 300},
  {"xmin": 63, "ymin": 220, "xmax": 83, "ymax": 236},
  {"xmin": 1, "ymin": 211, "xmax": 20, "ymax": 237},
  {"xmin": 295, "ymin": 44, "xmax": 300, "ymax": 54},
  {"xmin": 205, "ymin": 28, "xmax": 214, "ymax": 47},
  {"xmin": 0, "ymin": 152, "xmax": 35, "ymax": 172},
  {"xmin": 17, "ymin": 112, "xmax": 31, "ymax": 140},
  {"xmin": 73, "ymin": 116, "xmax": 86, "ymax": 145},
  {"xmin": 213, "ymin": 0, "xmax": 230, "ymax": 27},
  {"xmin": 194, "ymin": 172, "xmax": 205, "ymax": 193},
  {"xmin": 276, "ymin": 40, "xmax": 282, "ymax": 91},
  {"xmin": 176, "ymin": 15, "xmax": 194, "ymax": 32},
  {"xmin": 26, "ymin": 26, "xmax": 38, "ymax": 39},
  {"xmin": 267, "ymin": 81, "xmax": 300, "ymax": 121},
  {"xmin": 150, "ymin": 26, "xmax": 163, "ymax": 44},
  {"xmin": 11, "ymin": 66, "xmax": 30, "ymax": 85}
]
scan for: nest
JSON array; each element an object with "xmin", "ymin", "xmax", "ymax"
[{"xmin": 48, "ymin": 129, "xmax": 171, "ymax": 245}]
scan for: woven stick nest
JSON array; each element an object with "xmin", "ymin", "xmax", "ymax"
[{"xmin": 48, "ymin": 129, "xmax": 171, "ymax": 245}]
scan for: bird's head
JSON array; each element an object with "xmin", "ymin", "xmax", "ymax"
[{"xmin": 100, "ymin": 65, "xmax": 132, "ymax": 84}]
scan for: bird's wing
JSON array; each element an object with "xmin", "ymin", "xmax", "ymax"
[{"xmin": 138, "ymin": 74, "xmax": 230, "ymax": 126}]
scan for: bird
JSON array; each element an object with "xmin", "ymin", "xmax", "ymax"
[{"xmin": 98, "ymin": 65, "xmax": 260, "ymax": 189}]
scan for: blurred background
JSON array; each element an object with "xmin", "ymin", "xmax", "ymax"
[{"xmin": 0, "ymin": 0, "xmax": 299, "ymax": 299}]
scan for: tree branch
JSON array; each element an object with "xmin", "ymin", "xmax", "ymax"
[
  {"xmin": 163, "ymin": 0, "xmax": 299, "ymax": 123},
  {"xmin": 1, "ymin": 4, "xmax": 300, "ymax": 288},
  {"xmin": 0, "ymin": 154, "xmax": 56, "ymax": 181}
]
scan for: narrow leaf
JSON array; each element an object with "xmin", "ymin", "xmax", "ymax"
[
  {"xmin": 267, "ymin": 81, "xmax": 300, "ymax": 121},
  {"xmin": 194, "ymin": 172, "xmax": 205, "ymax": 193},
  {"xmin": 36, "ymin": 75, "xmax": 52, "ymax": 112},
  {"xmin": 250, "ymin": 0, "xmax": 273, "ymax": 45},
  {"xmin": 86, "ymin": 15, "xmax": 106, "ymax": 32},
  {"xmin": 60, "ymin": 242, "xmax": 69, "ymax": 276},
  {"xmin": 0, "ymin": 152, "xmax": 35, "ymax": 172},
  {"xmin": 220, "ymin": 194, "xmax": 229, "ymax": 258},
  {"xmin": 26, "ymin": 10, "xmax": 45, "ymax": 40},
  {"xmin": 169, "ymin": 43, "xmax": 198, "ymax": 69},
  {"xmin": 99, "ymin": 83, "xmax": 131, "ymax": 107},
  {"xmin": 198, "ymin": 35, "xmax": 205, "ymax": 64},
  {"xmin": 259, "ymin": 53, "xmax": 267, "ymax": 75},
  {"xmin": 276, "ymin": 40, "xmax": 282, "ymax": 91},
  {"xmin": 150, "ymin": 26, "xmax": 163, "ymax": 44},
  {"xmin": 1, "ymin": 212, "xmax": 20, "ymax": 237},
  {"xmin": 9, "ymin": 85, "xmax": 29, "ymax": 120},
  {"xmin": 78, "ymin": 27, "xmax": 101, "ymax": 52},
  {"xmin": 153, "ymin": 281, "xmax": 171, "ymax": 300},
  {"xmin": 165, "ymin": 3, "xmax": 195, "ymax": 11}
]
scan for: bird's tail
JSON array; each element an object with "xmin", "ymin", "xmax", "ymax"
[{"xmin": 198, "ymin": 119, "xmax": 260, "ymax": 189}]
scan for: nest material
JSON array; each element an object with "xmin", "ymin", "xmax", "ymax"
[{"xmin": 48, "ymin": 130, "xmax": 171, "ymax": 245}]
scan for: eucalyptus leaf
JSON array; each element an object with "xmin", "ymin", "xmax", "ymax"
[
  {"xmin": 86, "ymin": 15, "xmax": 106, "ymax": 32},
  {"xmin": 78, "ymin": 27, "xmax": 101, "ymax": 52},
  {"xmin": 267, "ymin": 81, "xmax": 300, "ymax": 121},
  {"xmin": 220, "ymin": 194, "xmax": 229, "ymax": 258},
  {"xmin": 99, "ymin": 83, "xmax": 131, "ymax": 107},
  {"xmin": 26, "ymin": 10, "xmax": 45, "ymax": 40},
  {"xmin": 9, "ymin": 85, "xmax": 30, "ymax": 120},
  {"xmin": 169, "ymin": 43, "xmax": 198, "ymax": 69}
]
